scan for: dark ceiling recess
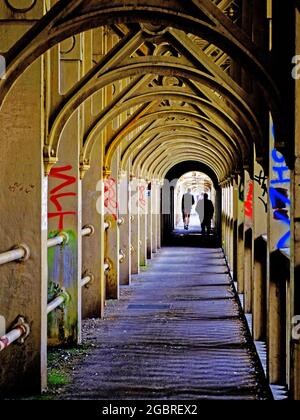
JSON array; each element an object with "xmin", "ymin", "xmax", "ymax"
[{"xmin": 165, "ymin": 160, "xmax": 219, "ymax": 189}]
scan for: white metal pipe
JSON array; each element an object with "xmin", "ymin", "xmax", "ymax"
[
  {"xmin": 0, "ymin": 248, "xmax": 25, "ymax": 265},
  {"xmin": 81, "ymin": 225, "xmax": 95, "ymax": 238},
  {"xmin": 47, "ymin": 292, "xmax": 69, "ymax": 315},
  {"xmin": 81, "ymin": 228, "xmax": 92, "ymax": 237},
  {"xmin": 47, "ymin": 232, "xmax": 69, "ymax": 249},
  {"xmin": 47, "ymin": 236, "xmax": 64, "ymax": 248},
  {"xmin": 81, "ymin": 275, "xmax": 92, "ymax": 288},
  {"xmin": 0, "ymin": 244, "xmax": 30, "ymax": 265},
  {"xmin": 0, "ymin": 328, "xmax": 23, "ymax": 352},
  {"xmin": 0, "ymin": 319, "xmax": 30, "ymax": 352}
]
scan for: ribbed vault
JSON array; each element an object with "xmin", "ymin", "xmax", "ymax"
[{"xmin": 0, "ymin": 0, "xmax": 286, "ymax": 181}]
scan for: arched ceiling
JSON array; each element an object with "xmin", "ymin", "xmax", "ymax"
[
  {"xmin": 165, "ymin": 160, "xmax": 219, "ymax": 189},
  {"xmin": 0, "ymin": 0, "xmax": 286, "ymax": 182}
]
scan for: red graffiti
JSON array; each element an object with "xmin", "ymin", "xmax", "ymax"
[
  {"xmin": 0, "ymin": 335, "xmax": 9, "ymax": 350},
  {"xmin": 244, "ymin": 181, "xmax": 253, "ymax": 219},
  {"xmin": 48, "ymin": 165, "xmax": 77, "ymax": 230},
  {"xmin": 104, "ymin": 177, "xmax": 118, "ymax": 220},
  {"xmin": 138, "ymin": 185, "xmax": 146, "ymax": 208}
]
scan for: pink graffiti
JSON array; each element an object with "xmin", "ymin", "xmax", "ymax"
[
  {"xmin": 138, "ymin": 185, "xmax": 146, "ymax": 208},
  {"xmin": 104, "ymin": 177, "xmax": 118, "ymax": 220}
]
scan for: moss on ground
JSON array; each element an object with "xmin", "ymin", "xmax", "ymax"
[
  {"xmin": 48, "ymin": 369, "xmax": 69, "ymax": 387},
  {"xmin": 20, "ymin": 343, "xmax": 93, "ymax": 400}
]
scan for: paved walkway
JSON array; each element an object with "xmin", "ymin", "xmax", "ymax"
[{"xmin": 58, "ymin": 247, "xmax": 270, "ymax": 400}]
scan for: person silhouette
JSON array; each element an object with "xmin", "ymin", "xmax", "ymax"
[
  {"xmin": 181, "ymin": 188, "xmax": 195, "ymax": 230},
  {"xmin": 196, "ymin": 193, "xmax": 214, "ymax": 235}
]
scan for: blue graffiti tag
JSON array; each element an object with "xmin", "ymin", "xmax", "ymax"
[{"xmin": 270, "ymin": 148, "xmax": 290, "ymax": 249}]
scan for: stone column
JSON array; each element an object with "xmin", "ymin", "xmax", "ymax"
[
  {"xmin": 291, "ymin": 6, "xmax": 300, "ymax": 400},
  {"xmin": 130, "ymin": 177, "xmax": 140, "ymax": 274},
  {"xmin": 243, "ymin": 169, "xmax": 254, "ymax": 314},
  {"xmin": 252, "ymin": 156, "xmax": 268, "ymax": 341},
  {"xmin": 156, "ymin": 183, "xmax": 162, "ymax": 250},
  {"xmin": 237, "ymin": 174, "xmax": 245, "ymax": 294},
  {"xmin": 147, "ymin": 182, "xmax": 153, "ymax": 259},
  {"xmin": 119, "ymin": 169, "xmax": 131, "ymax": 285},
  {"xmin": 104, "ymin": 151, "xmax": 120, "ymax": 299},
  {"xmin": 81, "ymin": 31, "xmax": 105, "ymax": 319},
  {"xmin": 47, "ymin": 36, "xmax": 83, "ymax": 347},
  {"xmin": 267, "ymin": 116, "xmax": 291, "ymax": 385},
  {"xmin": 0, "ymin": 2, "xmax": 48, "ymax": 394},
  {"xmin": 152, "ymin": 181, "xmax": 158, "ymax": 254},
  {"xmin": 139, "ymin": 179, "xmax": 148, "ymax": 267},
  {"xmin": 232, "ymin": 177, "xmax": 239, "ymax": 281}
]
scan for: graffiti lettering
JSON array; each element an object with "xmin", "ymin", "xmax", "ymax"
[
  {"xmin": 138, "ymin": 185, "xmax": 146, "ymax": 209},
  {"xmin": 254, "ymin": 170, "xmax": 268, "ymax": 197},
  {"xmin": 104, "ymin": 177, "xmax": 118, "ymax": 220},
  {"xmin": 254, "ymin": 170, "xmax": 268, "ymax": 213},
  {"xmin": 48, "ymin": 165, "xmax": 77, "ymax": 230},
  {"xmin": 258, "ymin": 197, "xmax": 268, "ymax": 213},
  {"xmin": 270, "ymin": 148, "xmax": 291, "ymax": 249},
  {"xmin": 271, "ymin": 166, "xmax": 290, "ymax": 185},
  {"xmin": 244, "ymin": 181, "xmax": 253, "ymax": 219}
]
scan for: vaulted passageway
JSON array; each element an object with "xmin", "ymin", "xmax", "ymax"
[{"xmin": 0, "ymin": 0, "xmax": 299, "ymax": 400}]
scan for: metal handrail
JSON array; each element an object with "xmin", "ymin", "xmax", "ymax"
[
  {"xmin": 48, "ymin": 273, "xmax": 94, "ymax": 312},
  {"xmin": 47, "ymin": 235, "xmax": 65, "ymax": 248},
  {"xmin": 81, "ymin": 225, "xmax": 95, "ymax": 238},
  {"xmin": 81, "ymin": 274, "xmax": 93, "ymax": 288},
  {"xmin": 0, "ymin": 244, "xmax": 30, "ymax": 266},
  {"xmin": 47, "ymin": 291, "xmax": 70, "ymax": 315},
  {"xmin": 48, "ymin": 225, "xmax": 95, "ymax": 249},
  {"xmin": 0, "ymin": 317, "xmax": 30, "ymax": 352}
]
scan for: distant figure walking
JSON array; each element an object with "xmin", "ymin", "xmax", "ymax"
[
  {"xmin": 196, "ymin": 193, "xmax": 214, "ymax": 235},
  {"xmin": 182, "ymin": 188, "xmax": 195, "ymax": 230}
]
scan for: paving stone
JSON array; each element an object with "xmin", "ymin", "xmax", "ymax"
[{"xmin": 58, "ymin": 247, "xmax": 271, "ymax": 400}]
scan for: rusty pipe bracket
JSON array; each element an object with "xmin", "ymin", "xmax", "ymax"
[
  {"xmin": 14, "ymin": 243, "xmax": 30, "ymax": 262},
  {"xmin": 119, "ymin": 250, "xmax": 126, "ymax": 264},
  {"xmin": 60, "ymin": 288, "xmax": 71, "ymax": 305},
  {"xmin": 59, "ymin": 231, "xmax": 70, "ymax": 246},
  {"xmin": 13, "ymin": 316, "xmax": 30, "ymax": 345},
  {"xmin": 104, "ymin": 220, "xmax": 112, "ymax": 230},
  {"xmin": 104, "ymin": 258, "xmax": 113, "ymax": 272},
  {"xmin": 82, "ymin": 224, "xmax": 95, "ymax": 237},
  {"xmin": 82, "ymin": 271, "xmax": 95, "ymax": 289}
]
